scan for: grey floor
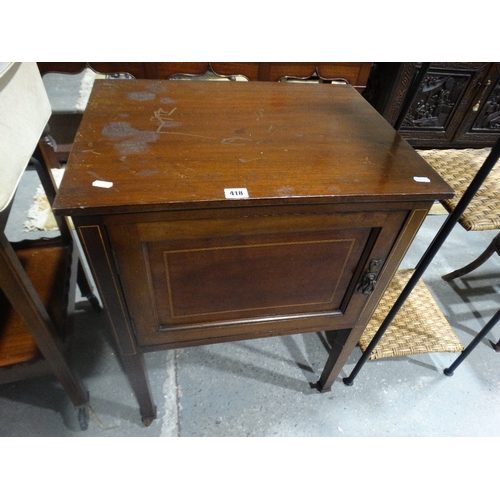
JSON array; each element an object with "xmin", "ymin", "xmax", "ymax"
[{"xmin": 2, "ymin": 167, "xmax": 500, "ymax": 438}]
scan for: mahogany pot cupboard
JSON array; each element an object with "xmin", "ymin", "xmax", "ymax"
[{"xmin": 53, "ymin": 79, "xmax": 452, "ymax": 424}]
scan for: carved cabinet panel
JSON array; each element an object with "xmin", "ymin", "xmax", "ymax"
[
  {"xmin": 452, "ymin": 64, "xmax": 500, "ymax": 145},
  {"xmin": 363, "ymin": 62, "xmax": 500, "ymax": 148}
]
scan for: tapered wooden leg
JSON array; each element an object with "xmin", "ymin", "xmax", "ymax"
[
  {"xmin": 76, "ymin": 222, "xmax": 157, "ymax": 425},
  {"xmin": 121, "ymin": 353, "xmax": 157, "ymax": 426},
  {"xmin": 442, "ymin": 232, "xmax": 500, "ymax": 281},
  {"xmin": 317, "ymin": 329, "xmax": 352, "ymax": 392},
  {"xmin": 490, "ymin": 339, "xmax": 500, "ymax": 352}
]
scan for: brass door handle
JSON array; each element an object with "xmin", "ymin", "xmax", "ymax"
[
  {"xmin": 357, "ymin": 259, "xmax": 382, "ymax": 295},
  {"xmin": 473, "ymin": 79, "xmax": 491, "ymax": 112}
]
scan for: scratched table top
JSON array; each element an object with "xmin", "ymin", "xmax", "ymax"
[{"xmin": 54, "ymin": 79, "xmax": 452, "ymax": 216}]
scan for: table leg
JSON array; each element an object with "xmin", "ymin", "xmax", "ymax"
[
  {"xmin": 316, "ymin": 329, "xmax": 353, "ymax": 392},
  {"xmin": 76, "ymin": 222, "xmax": 157, "ymax": 425},
  {"xmin": 121, "ymin": 353, "xmax": 157, "ymax": 426}
]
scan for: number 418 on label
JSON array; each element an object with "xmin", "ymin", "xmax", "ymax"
[{"xmin": 224, "ymin": 188, "xmax": 249, "ymax": 199}]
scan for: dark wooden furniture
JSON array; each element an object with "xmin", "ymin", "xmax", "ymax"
[
  {"xmin": 363, "ymin": 63, "xmax": 500, "ymax": 149},
  {"xmin": 0, "ymin": 162, "xmax": 93, "ymax": 426},
  {"xmin": 37, "ymin": 62, "xmax": 372, "ymax": 164},
  {"xmin": 0, "ymin": 62, "xmax": 92, "ymax": 429},
  {"xmin": 37, "ymin": 62, "xmax": 372, "ymax": 88},
  {"xmin": 53, "ymin": 79, "xmax": 452, "ymax": 425}
]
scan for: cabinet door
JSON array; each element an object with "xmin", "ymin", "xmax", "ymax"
[
  {"xmin": 106, "ymin": 208, "xmax": 409, "ymax": 348},
  {"xmin": 451, "ymin": 63, "xmax": 500, "ymax": 147},
  {"xmin": 397, "ymin": 63, "xmax": 491, "ymax": 148}
]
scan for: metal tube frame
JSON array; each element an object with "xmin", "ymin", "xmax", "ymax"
[
  {"xmin": 444, "ymin": 308, "xmax": 500, "ymax": 376},
  {"xmin": 343, "ymin": 136, "xmax": 500, "ymax": 386}
]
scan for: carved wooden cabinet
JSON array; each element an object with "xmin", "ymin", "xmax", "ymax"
[
  {"xmin": 363, "ymin": 62, "xmax": 500, "ymax": 148},
  {"xmin": 54, "ymin": 79, "xmax": 452, "ymax": 424}
]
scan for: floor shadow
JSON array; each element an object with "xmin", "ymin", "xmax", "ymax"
[
  {"xmin": 178, "ymin": 340, "xmax": 322, "ymax": 396},
  {"xmin": 435, "ymin": 276, "xmax": 500, "ymax": 349},
  {"xmin": 0, "ymin": 376, "xmax": 82, "ymax": 435},
  {"xmin": 0, "ymin": 300, "xmax": 150, "ymax": 434}
]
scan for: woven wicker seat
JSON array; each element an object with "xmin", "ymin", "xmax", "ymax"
[
  {"xmin": 417, "ymin": 148, "xmax": 500, "ymax": 231},
  {"xmin": 358, "ymin": 269, "xmax": 463, "ymax": 360},
  {"xmin": 417, "ymin": 148, "xmax": 500, "ymax": 282},
  {"xmin": 358, "ymin": 148, "xmax": 499, "ymax": 362}
]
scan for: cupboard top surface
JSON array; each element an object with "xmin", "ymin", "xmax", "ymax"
[{"xmin": 54, "ymin": 80, "xmax": 452, "ymax": 216}]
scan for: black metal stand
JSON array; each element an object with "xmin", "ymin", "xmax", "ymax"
[
  {"xmin": 343, "ymin": 136, "xmax": 500, "ymax": 386},
  {"xmin": 444, "ymin": 308, "xmax": 500, "ymax": 376}
]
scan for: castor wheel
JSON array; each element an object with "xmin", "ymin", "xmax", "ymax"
[{"xmin": 78, "ymin": 406, "xmax": 89, "ymax": 431}]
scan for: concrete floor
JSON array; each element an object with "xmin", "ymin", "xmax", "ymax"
[{"xmin": 2, "ymin": 167, "xmax": 500, "ymax": 438}]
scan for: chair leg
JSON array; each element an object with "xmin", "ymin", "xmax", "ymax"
[
  {"xmin": 490, "ymin": 339, "xmax": 500, "ymax": 352},
  {"xmin": 444, "ymin": 307, "xmax": 500, "ymax": 376},
  {"xmin": 442, "ymin": 232, "xmax": 500, "ymax": 281}
]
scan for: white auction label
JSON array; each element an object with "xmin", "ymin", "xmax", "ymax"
[
  {"xmin": 413, "ymin": 176, "xmax": 431, "ymax": 183},
  {"xmin": 224, "ymin": 188, "xmax": 249, "ymax": 199},
  {"xmin": 92, "ymin": 180, "xmax": 114, "ymax": 188}
]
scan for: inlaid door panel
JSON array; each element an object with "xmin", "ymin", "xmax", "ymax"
[{"xmin": 106, "ymin": 209, "xmax": 409, "ymax": 347}]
